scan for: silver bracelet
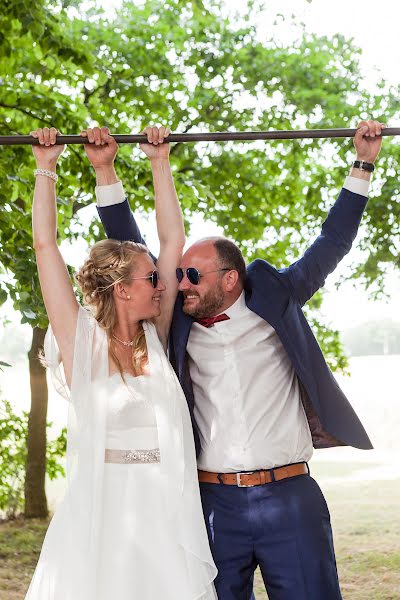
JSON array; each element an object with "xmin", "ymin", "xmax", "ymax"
[{"xmin": 34, "ymin": 168, "xmax": 58, "ymax": 183}]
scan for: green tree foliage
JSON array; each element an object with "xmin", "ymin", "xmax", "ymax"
[
  {"xmin": 0, "ymin": 0, "xmax": 398, "ymax": 353},
  {"xmin": 0, "ymin": 394, "xmax": 66, "ymax": 518},
  {"xmin": 1, "ymin": 0, "xmax": 97, "ymax": 517},
  {"xmin": 0, "ymin": 0, "xmax": 95, "ymax": 327}
]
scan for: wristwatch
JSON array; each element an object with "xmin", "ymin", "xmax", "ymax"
[{"xmin": 353, "ymin": 160, "xmax": 375, "ymax": 172}]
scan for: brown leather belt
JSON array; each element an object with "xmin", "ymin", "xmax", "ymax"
[{"xmin": 198, "ymin": 462, "xmax": 309, "ymax": 487}]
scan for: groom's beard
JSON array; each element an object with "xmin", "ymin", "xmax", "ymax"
[{"xmin": 182, "ymin": 281, "xmax": 225, "ymax": 319}]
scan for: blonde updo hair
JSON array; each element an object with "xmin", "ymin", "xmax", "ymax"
[{"xmin": 75, "ymin": 239, "xmax": 150, "ymax": 377}]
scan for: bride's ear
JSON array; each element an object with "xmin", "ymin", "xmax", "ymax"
[{"xmin": 114, "ymin": 282, "xmax": 131, "ymax": 301}]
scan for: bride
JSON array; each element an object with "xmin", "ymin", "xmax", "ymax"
[{"xmin": 25, "ymin": 125, "xmax": 217, "ymax": 600}]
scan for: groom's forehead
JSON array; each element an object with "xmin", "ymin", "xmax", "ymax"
[{"xmin": 181, "ymin": 241, "xmax": 217, "ymax": 266}]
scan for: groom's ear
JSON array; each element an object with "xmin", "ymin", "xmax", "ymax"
[{"xmin": 223, "ymin": 269, "xmax": 239, "ymax": 292}]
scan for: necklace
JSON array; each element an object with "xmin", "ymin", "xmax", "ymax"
[{"xmin": 112, "ymin": 334, "xmax": 135, "ymax": 347}]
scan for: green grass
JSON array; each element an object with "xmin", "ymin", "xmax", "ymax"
[
  {"xmin": 0, "ymin": 518, "xmax": 49, "ymax": 600},
  {"xmin": 325, "ymin": 477, "xmax": 400, "ymax": 600},
  {"xmin": 1, "ymin": 474, "xmax": 399, "ymax": 600}
]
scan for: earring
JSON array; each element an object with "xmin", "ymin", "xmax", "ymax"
[{"xmin": 127, "ymin": 295, "xmax": 131, "ymax": 300}]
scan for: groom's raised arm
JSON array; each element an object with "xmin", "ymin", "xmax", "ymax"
[
  {"xmin": 96, "ymin": 182, "xmax": 148, "ymax": 247},
  {"xmin": 281, "ymin": 119, "xmax": 385, "ymax": 306}
]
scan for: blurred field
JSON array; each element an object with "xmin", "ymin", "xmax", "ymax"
[
  {"xmin": 1, "ymin": 462, "xmax": 399, "ymax": 600},
  {"xmin": 253, "ymin": 467, "xmax": 400, "ymax": 600}
]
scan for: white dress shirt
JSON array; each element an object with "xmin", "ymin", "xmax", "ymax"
[{"xmin": 188, "ymin": 292, "xmax": 313, "ymax": 472}]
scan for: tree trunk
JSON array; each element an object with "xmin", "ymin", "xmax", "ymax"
[{"xmin": 25, "ymin": 326, "xmax": 48, "ymax": 518}]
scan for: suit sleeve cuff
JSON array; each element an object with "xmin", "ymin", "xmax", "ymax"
[
  {"xmin": 95, "ymin": 181, "xmax": 125, "ymax": 207},
  {"xmin": 343, "ymin": 176, "xmax": 369, "ymax": 197}
]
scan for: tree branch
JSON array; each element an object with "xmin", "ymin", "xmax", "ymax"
[{"xmin": 0, "ymin": 102, "xmax": 53, "ymax": 126}]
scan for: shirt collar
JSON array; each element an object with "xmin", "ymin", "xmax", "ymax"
[{"xmin": 223, "ymin": 291, "xmax": 247, "ymax": 320}]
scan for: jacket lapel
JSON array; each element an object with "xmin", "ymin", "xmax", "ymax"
[{"xmin": 172, "ymin": 294, "xmax": 194, "ymax": 379}]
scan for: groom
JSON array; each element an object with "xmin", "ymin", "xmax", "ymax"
[{"xmin": 87, "ymin": 120, "xmax": 383, "ymax": 599}]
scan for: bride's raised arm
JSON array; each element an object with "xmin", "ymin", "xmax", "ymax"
[
  {"xmin": 82, "ymin": 124, "xmax": 185, "ymax": 350},
  {"xmin": 31, "ymin": 127, "xmax": 79, "ymax": 386},
  {"xmin": 139, "ymin": 126, "xmax": 185, "ymax": 348}
]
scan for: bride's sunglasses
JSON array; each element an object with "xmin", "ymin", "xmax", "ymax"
[
  {"xmin": 176, "ymin": 267, "xmax": 231, "ymax": 285},
  {"xmin": 129, "ymin": 270, "xmax": 159, "ymax": 288}
]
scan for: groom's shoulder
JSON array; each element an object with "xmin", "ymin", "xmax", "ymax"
[
  {"xmin": 246, "ymin": 259, "xmax": 292, "ymax": 296},
  {"xmin": 247, "ymin": 258, "xmax": 280, "ymax": 278}
]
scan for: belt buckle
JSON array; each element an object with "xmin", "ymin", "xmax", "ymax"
[{"xmin": 236, "ymin": 471, "xmax": 256, "ymax": 487}]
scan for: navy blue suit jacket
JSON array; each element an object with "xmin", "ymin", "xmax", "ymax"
[{"xmin": 98, "ymin": 188, "xmax": 373, "ymax": 453}]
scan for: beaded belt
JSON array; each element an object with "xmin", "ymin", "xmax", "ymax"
[{"xmin": 104, "ymin": 448, "xmax": 161, "ymax": 464}]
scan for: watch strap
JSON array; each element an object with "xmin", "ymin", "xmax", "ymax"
[{"xmin": 353, "ymin": 160, "xmax": 375, "ymax": 172}]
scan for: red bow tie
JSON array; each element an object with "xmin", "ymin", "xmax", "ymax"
[{"xmin": 195, "ymin": 314, "xmax": 230, "ymax": 328}]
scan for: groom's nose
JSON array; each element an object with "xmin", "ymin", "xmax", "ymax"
[{"xmin": 178, "ymin": 273, "xmax": 191, "ymax": 290}]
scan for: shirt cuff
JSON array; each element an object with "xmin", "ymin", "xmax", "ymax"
[
  {"xmin": 343, "ymin": 176, "xmax": 369, "ymax": 198},
  {"xmin": 95, "ymin": 181, "xmax": 125, "ymax": 207}
]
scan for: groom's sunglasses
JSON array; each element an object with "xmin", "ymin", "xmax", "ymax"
[{"xmin": 176, "ymin": 267, "xmax": 231, "ymax": 285}]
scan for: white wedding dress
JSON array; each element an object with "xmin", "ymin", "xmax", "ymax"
[
  {"xmin": 25, "ymin": 306, "xmax": 217, "ymax": 600},
  {"xmin": 97, "ymin": 373, "xmax": 197, "ymax": 600}
]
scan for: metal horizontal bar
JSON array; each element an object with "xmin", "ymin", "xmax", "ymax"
[{"xmin": 0, "ymin": 128, "xmax": 398, "ymax": 146}]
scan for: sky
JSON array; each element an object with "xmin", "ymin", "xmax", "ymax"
[{"xmin": 240, "ymin": 0, "xmax": 400, "ymax": 88}]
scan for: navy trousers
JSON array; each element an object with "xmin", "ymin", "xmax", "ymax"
[{"xmin": 200, "ymin": 472, "xmax": 342, "ymax": 600}]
